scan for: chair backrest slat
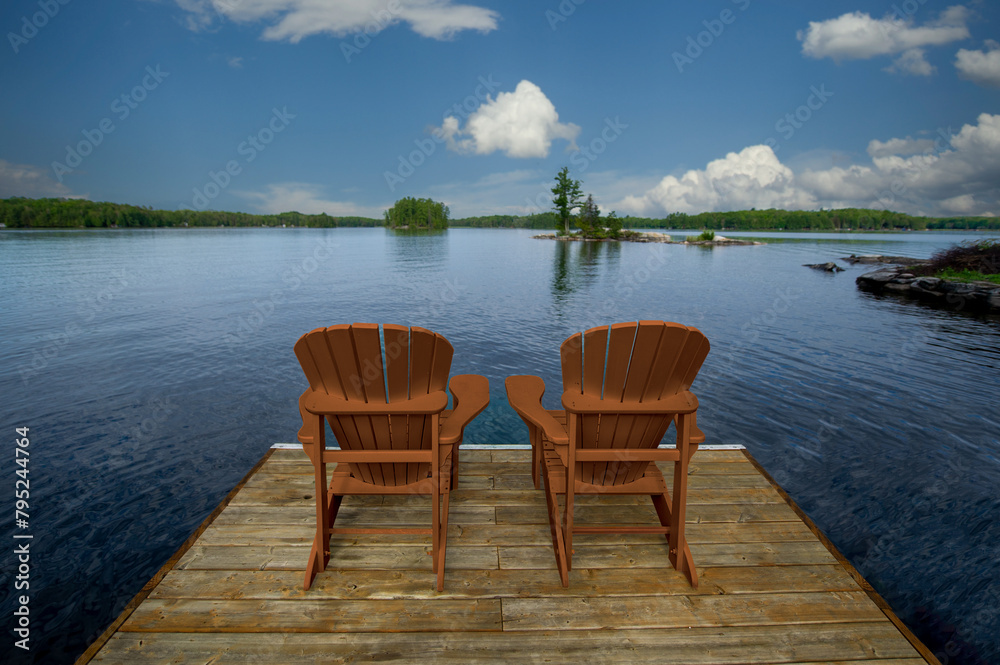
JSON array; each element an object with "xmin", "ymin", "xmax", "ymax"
[
  {"xmin": 602, "ymin": 323, "xmax": 636, "ymax": 400},
  {"xmin": 581, "ymin": 326, "xmax": 608, "ymax": 396},
  {"xmin": 560, "ymin": 333, "xmax": 583, "ymax": 394},
  {"xmin": 622, "ymin": 321, "xmax": 665, "ymax": 402},
  {"xmin": 383, "ymin": 324, "xmax": 412, "ymax": 485},
  {"xmin": 294, "ymin": 327, "xmax": 328, "ymax": 394},
  {"xmin": 351, "ymin": 323, "xmax": 386, "ymax": 402},
  {"xmin": 384, "ymin": 325, "xmax": 411, "ymax": 402}
]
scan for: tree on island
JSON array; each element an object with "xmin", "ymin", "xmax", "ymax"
[
  {"xmin": 575, "ymin": 194, "xmax": 623, "ymax": 239},
  {"xmin": 384, "ymin": 197, "xmax": 449, "ymax": 230},
  {"xmin": 550, "ymin": 169, "xmax": 624, "ymax": 239},
  {"xmin": 551, "ymin": 167, "xmax": 583, "ymax": 235}
]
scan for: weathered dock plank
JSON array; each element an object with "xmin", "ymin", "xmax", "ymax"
[
  {"xmin": 80, "ymin": 447, "xmax": 937, "ymax": 665},
  {"xmin": 148, "ymin": 564, "xmax": 861, "ymax": 600},
  {"xmin": 92, "ymin": 624, "xmax": 923, "ymax": 664}
]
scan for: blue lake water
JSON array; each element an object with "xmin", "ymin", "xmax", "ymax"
[{"xmin": 1, "ymin": 227, "xmax": 999, "ymax": 663}]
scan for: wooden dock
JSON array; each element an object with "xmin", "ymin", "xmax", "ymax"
[{"xmin": 80, "ymin": 446, "xmax": 937, "ymax": 664}]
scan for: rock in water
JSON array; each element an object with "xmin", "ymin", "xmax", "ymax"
[{"xmin": 804, "ymin": 262, "xmax": 844, "ymax": 272}]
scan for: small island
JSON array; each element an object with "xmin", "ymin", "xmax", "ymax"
[
  {"xmin": 533, "ymin": 168, "xmax": 762, "ymax": 246},
  {"xmin": 533, "ymin": 230, "xmax": 763, "ymax": 246}
]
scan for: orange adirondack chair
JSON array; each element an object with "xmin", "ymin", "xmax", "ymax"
[
  {"xmin": 505, "ymin": 321, "xmax": 709, "ymax": 587},
  {"xmin": 294, "ymin": 323, "xmax": 489, "ymax": 591}
]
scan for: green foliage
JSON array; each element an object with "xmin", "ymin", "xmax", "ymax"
[
  {"xmin": 575, "ymin": 194, "xmax": 599, "ymax": 236},
  {"xmin": 451, "ymin": 212, "xmax": 558, "ymax": 229},
  {"xmin": 926, "ymin": 217, "xmax": 1000, "ymax": 230},
  {"xmin": 933, "ymin": 268, "xmax": 1000, "ymax": 285},
  {"xmin": 5, "ymin": 198, "xmax": 989, "ymax": 235},
  {"xmin": 638, "ymin": 208, "xmax": 933, "ymax": 231},
  {"xmin": 572, "ymin": 194, "xmax": 623, "ymax": 240},
  {"xmin": 605, "ymin": 211, "xmax": 623, "ymax": 238},
  {"xmin": 686, "ymin": 230, "xmax": 716, "ymax": 242},
  {"xmin": 551, "ymin": 167, "xmax": 583, "ymax": 235},
  {"xmin": 0, "ymin": 197, "xmax": 382, "ymax": 228},
  {"xmin": 383, "ymin": 197, "xmax": 449, "ymax": 230}
]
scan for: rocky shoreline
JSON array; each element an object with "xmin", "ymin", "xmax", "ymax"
[
  {"xmin": 532, "ymin": 232, "xmax": 763, "ymax": 246},
  {"xmin": 850, "ymin": 256, "xmax": 1000, "ymax": 314}
]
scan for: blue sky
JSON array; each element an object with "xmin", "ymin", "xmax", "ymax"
[{"xmin": 2, "ymin": 0, "xmax": 999, "ymax": 218}]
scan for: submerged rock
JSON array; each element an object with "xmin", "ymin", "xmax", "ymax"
[{"xmin": 804, "ymin": 262, "xmax": 844, "ymax": 272}]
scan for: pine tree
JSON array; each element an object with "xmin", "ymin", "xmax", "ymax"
[{"xmin": 551, "ymin": 167, "xmax": 583, "ymax": 235}]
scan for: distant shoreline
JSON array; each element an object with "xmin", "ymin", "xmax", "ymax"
[{"xmin": 3, "ymin": 198, "xmax": 998, "ymax": 231}]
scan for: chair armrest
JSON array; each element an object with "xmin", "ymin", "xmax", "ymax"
[
  {"xmin": 505, "ymin": 375, "xmax": 569, "ymax": 445},
  {"xmin": 303, "ymin": 390, "xmax": 448, "ymax": 415},
  {"xmin": 297, "ymin": 390, "xmax": 317, "ymax": 444},
  {"xmin": 440, "ymin": 374, "xmax": 491, "ymax": 445},
  {"xmin": 562, "ymin": 390, "xmax": 699, "ymax": 414}
]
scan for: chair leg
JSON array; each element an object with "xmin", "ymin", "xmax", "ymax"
[
  {"xmin": 542, "ymin": 460, "xmax": 569, "ymax": 587},
  {"xmin": 432, "ymin": 483, "xmax": 440, "ymax": 573},
  {"xmin": 651, "ymin": 492, "xmax": 697, "ymax": 587},
  {"xmin": 305, "ymin": 458, "xmax": 334, "ymax": 591},
  {"xmin": 437, "ymin": 484, "xmax": 450, "ymax": 592},
  {"xmin": 563, "ymin": 485, "xmax": 574, "ymax": 574},
  {"xmin": 530, "ymin": 427, "xmax": 541, "ymax": 489}
]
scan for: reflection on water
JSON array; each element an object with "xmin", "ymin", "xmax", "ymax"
[
  {"xmin": 1, "ymin": 228, "xmax": 998, "ymax": 664},
  {"xmin": 551, "ymin": 239, "xmax": 621, "ymax": 303}
]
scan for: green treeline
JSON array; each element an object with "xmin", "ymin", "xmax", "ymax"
[
  {"xmin": 445, "ymin": 210, "xmax": 999, "ymax": 231},
  {"xmin": 3, "ymin": 197, "xmax": 998, "ymax": 231},
  {"xmin": 926, "ymin": 217, "xmax": 1000, "ymax": 230},
  {"xmin": 383, "ymin": 197, "xmax": 449, "ymax": 229},
  {"xmin": 450, "ymin": 212, "xmax": 559, "ymax": 228},
  {"xmin": 0, "ymin": 197, "xmax": 382, "ymax": 229},
  {"xmin": 656, "ymin": 209, "xmax": 1000, "ymax": 231}
]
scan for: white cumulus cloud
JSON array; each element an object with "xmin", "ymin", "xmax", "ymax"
[
  {"xmin": 798, "ymin": 6, "xmax": 970, "ymax": 68},
  {"xmin": 886, "ymin": 48, "xmax": 935, "ymax": 76},
  {"xmin": 436, "ymin": 80, "xmax": 580, "ymax": 159},
  {"xmin": 176, "ymin": 0, "xmax": 498, "ymax": 42},
  {"xmin": 618, "ymin": 146, "xmax": 816, "ymax": 216},
  {"xmin": 955, "ymin": 41, "xmax": 1000, "ymax": 88},
  {"xmin": 617, "ymin": 113, "xmax": 1000, "ymax": 218}
]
